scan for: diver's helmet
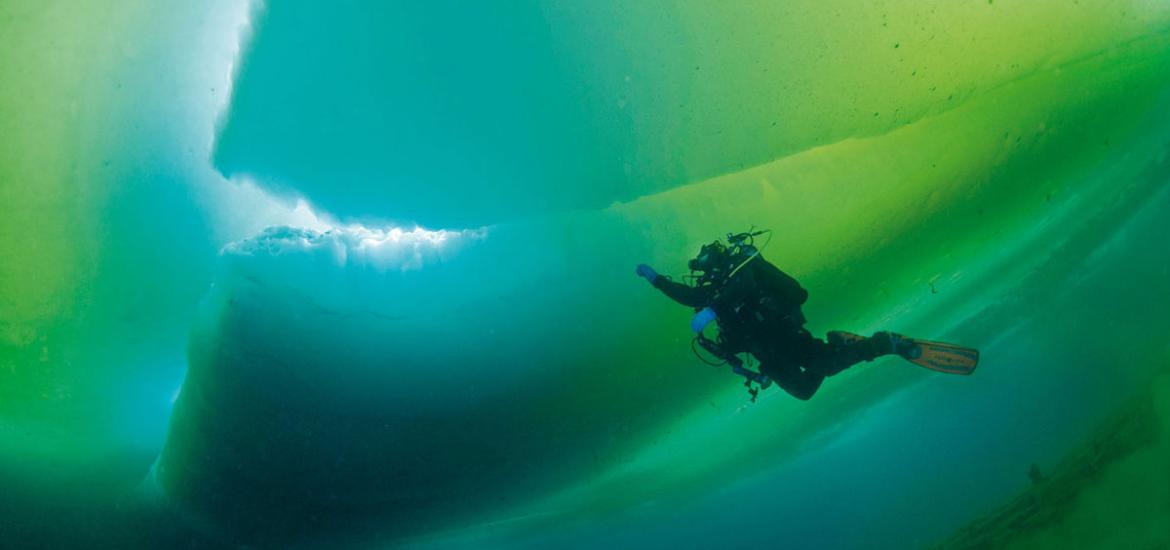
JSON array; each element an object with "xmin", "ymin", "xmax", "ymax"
[
  {"xmin": 689, "ymin": 233, "xmax": 763, "ymax": 286},
  {"xmin": 688, "ymin": 241, "xmax": 730, "ymax": 273},
  {"xmin": 689, "ymin": 240, "xmax": 749, "ymax": 288}
]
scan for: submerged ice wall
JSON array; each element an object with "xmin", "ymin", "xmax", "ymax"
[
  {"xmin": 155, "ymin": 21, "xmax": 1170, "ymax": 543},
  {"xmin": 154, "ymin": 217, "xmax": 700, "ymax": 542}
]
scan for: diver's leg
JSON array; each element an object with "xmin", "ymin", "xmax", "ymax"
[
  {"xmin": 760, "ymin": 360, "xmax": 825, "ymax": 401},
  {"xmin": 806, "ymin": 330, "xmax": 917, "ymax": 376},
  {"xmin": 803, "ymin": 331, "xmax": 875, "ymax": 377},
  {"xmin": 827, "ymin": 331, "xmax": 920, "ymax": 359}
]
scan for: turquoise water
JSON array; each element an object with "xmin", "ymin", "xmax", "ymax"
[{"xmin": 3, "ymin": 1, "xmax": 1170, "ymax": 548}]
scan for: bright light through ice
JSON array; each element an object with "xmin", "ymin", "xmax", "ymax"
[
  {"xmin": 223, "ymin": 197, "xmax": 485, "ymax": 273},
  {"xmin": 283, "ymin": 198, "xmax": 471, "ymax": 248}
]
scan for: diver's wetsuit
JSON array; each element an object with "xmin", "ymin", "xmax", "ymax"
[{"xmin": 652, "ymin": 257, "xmax": 882, "ymax": 400}]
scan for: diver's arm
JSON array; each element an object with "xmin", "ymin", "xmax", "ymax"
[
  {"xmin": 636, "ymin": 264, "xmax": 709, "ymax": 308},
  {"xmin": 652, "ymin": 276, "xmax": 710, "ymax": 308}
]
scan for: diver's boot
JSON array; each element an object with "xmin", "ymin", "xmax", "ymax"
[
  {"xmin": 867, "ymin": 331, "xmax": 922, "ymax": 360},
  {"xmin": 827, "ymin": 330, "xmax": 920, "ymax": 361}
]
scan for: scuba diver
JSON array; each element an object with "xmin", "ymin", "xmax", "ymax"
[{"xmin": 635, "ymin": 230, "xmax": 979, "ymax": 401}]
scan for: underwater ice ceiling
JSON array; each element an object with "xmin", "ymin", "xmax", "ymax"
[{"xmin": 214, "ymin": 0, "xmax": 1170, "ymax": 227}]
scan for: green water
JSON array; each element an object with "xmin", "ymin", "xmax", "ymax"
[{"xmin": 2, "ymin": 1, "xmax": 1170, "ymax": 548}]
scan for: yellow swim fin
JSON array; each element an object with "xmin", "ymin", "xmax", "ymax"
[{"xmin": 827, "ymin": 331, "xmax": 979, "ymax": 375}]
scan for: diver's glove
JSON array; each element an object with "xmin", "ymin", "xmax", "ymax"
[
  {"xmin": 691, "ymin": 306, "xmax": 717, "ymax": 333},
  {"xmin": 635, "ymin": 264, "xmax": 659, "ymax": 284}
]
